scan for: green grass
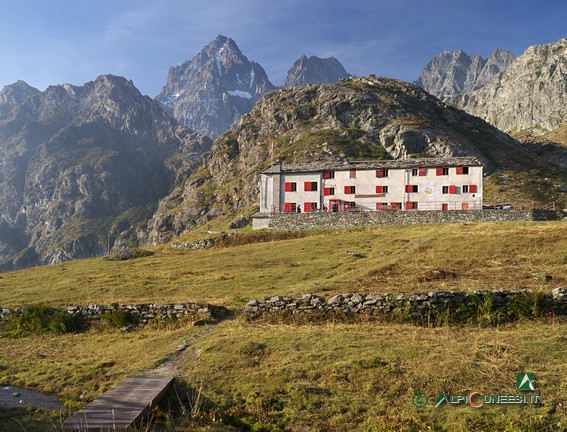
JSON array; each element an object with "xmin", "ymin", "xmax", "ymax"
[
  {"xmin": 0, "ymin": 221, "xmax": 566, "ymax": 430},
  {"xmin": 0, "ymin": 222, "xmax": 565, "ymax": 309}
]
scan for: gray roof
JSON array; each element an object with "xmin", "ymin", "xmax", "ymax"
[{"xmin": 261, "ymin": 156, "xmax": 483, "ymax": 174}]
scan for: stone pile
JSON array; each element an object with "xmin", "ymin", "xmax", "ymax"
[
  {"xmin": 0, "ymin": 302, "xmax": 231, "ymax": 327},
  {"xmin": 245, "ymin": 288, "xmax": 567, "ymax": 320}
]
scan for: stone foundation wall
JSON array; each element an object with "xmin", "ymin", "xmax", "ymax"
[
  {"xmin": 245, "ymin": 288, "xmax": 567, "ymax": 321},
  {"xmin": 0, "ymin": 302, "xmax": 232, "ymax": 327},
  {"xmin": 254, "ymin": 209, "xmax": 558, "ymax": 230}
]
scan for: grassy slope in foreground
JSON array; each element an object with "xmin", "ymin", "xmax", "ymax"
[
  {"xmin": 0, "ymin": 221, "xmax": 566, "ymax": 431},
  {"xmin": 0, "ymin": 221, "xmax": 566, "ymax": 309},
  {"xmin": 0, "ymin": 320, "xmax": 565, "ymax": 431}
]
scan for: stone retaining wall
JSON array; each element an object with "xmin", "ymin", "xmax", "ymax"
[
  {"xmin": 245, "ymin": 288, "xmax": 567, "ymax": 321},
  {"xmin": 0, "ymin": 302, "xmax": 232, "ymax": 327},
  {"xmin": 254, "ymin": 209, "xmax": 558, "ymax": 230}
]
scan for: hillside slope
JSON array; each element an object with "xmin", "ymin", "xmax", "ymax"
[{"xmin": 145, "ymin": 76, "xmax": 565, "ymax": 242}]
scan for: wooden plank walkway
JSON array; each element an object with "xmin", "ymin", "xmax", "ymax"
[{"xmin": 62, "ymin": 376, "xmax": 174, "ymax": 431}]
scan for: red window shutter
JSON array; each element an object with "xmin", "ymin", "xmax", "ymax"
[
  {"xmin": 344, "ymin": 186, "xmax": 351, "ymax": 194},
  {"xmin": 284, "ymin": 202, "xmax": 291, "ymax": 212},
  {"xmin": 449, "ymin": 185, "xmax": 457, "ymax": 194},
  {"xmin": 442, "ymin": 203, "xmax": 448, "ymax": 211},
  {"xmin": 324, "ymin": 187, "xmax": 330, "ymax": 196},
  {"xmin": 376, "ymin": 185, "xmax": 383, "ymax": 194},
  {"xmin": 469, "ymin": 184, "xmax": 477, "ymax": 193},
  {"xmin": 322, "ymin": 171, "xmax": 330, "ymax": 180},
  {"xmin": 436, "ymin": 167, "xmax": 443, "ymax": 176},
  {"xmin": 462, "ymin": 202, "xmax": 469, "ymax": 210},
  {"xmin": 284, "ymin": 182, "xmax": 292, "ymax": 192},
  {"xmin": 304, "ymin": 202, "xmax": 311, "ymax": 212},
  {"xmin": 456, "ymin": 166, "xmax": 464, "ymax": 175},
  {"xmin": 405, "ymin": 184, "xmax": 413, "ymax": 193},
  {"xmin": 376, "ymin": 169, "xmax": 383, "ymax": 178},
  {"xmin": 304, "ymin": 181, "xmax": 311, "ymax": 192},
  {"xmin": 419, "ymin": 167, "xmax": 426, "ymax": 176}
]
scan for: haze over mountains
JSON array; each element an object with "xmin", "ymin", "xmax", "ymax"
[{"xmin": 0, "ymin": 35, "xmax": 565, "ymax": 270}]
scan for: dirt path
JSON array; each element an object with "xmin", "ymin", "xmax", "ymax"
[{"xmin": 146, "ymin": 325, "xmax": 216, "ymax": 377}]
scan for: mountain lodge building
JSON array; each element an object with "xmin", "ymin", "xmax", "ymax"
[{"xmin": 257, "ymin": 156, "xmax": 484, "ymax": 215}]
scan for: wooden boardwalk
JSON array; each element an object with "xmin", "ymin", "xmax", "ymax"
[{"xmin": 62, "ymin": 376, "xmax": 174, "ymax": 431}]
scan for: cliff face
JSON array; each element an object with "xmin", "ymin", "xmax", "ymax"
[
  {"xmin": 146, "ymin": 76, "xmax": 563, "ymax": 243},
  {"xmin": 416, "ymin": 49, "xmax": 516, "ymax": 99},
  {"xmin": 156, "ymin": 35, "xmax": 276, "ymax": 139},
  {"xmin": 452, "ymin": 38, "xmax": 567, "ymax": 134},
  {"xmin": 281, "ymin": 55, "xmax": 350, "ymax": 88},
  {"xmin": 0, "ymin": 75, "xmax": 211, "ymax": 270}
]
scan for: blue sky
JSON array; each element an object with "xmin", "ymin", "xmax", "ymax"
[{"xmin": 0, "ymin": 0, "xmax": 565, "ymax": 96}]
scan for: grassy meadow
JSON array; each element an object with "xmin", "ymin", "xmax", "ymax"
[{"xmin": 0, "ymin": 220, "xmax": 566, "ymax": 431}]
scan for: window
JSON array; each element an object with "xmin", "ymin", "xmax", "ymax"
[
  {"xmin": 456, "ymin": 166, "xmax": 469, "ymax": 175},
  {"xmin": 418, "ymin": 167, "xmax": 427, "ymax": 176},
  {"xmin": 436, "ymin": 167, "xmax": 449, "ymax": 176},
  {"xmin": 284, "ymin": 202, "xmax": 297, "ymax": 212},
  {"xmin": 284, "ymin": 182, "xmax": 297, "ymax": 192},
  {"xmin": 405, "ymin": 201, "xmax": 418, "ymax": 210},
  {"xmin": 376, "ymin": 169, "xmax": 389, "ymax": 178},
  {"xmin": 322, "ymin": 170, "xmax": 335, "ymax": 179},
  {"xmin": 324, "ymin": 187, "xmax": 335, "ymax": 196},
  {"xmin": 469, "ymin": 184, "xmax": 477, "ymax": 193},
  {"xmin": 442, "ymin": 186, "xmax": 449, "ymax": 194},
  {"xmin": 345, "ymin": 201, "xmax": 357, "ymax": 209},
  {"xmin": 376, "ymin": 185, "xmax": 389, "ymax": 194},
  {"xmin": 461, "ymin": 202, "xmax": 470, "ymax": 210},
  {"xmin": 349, "ymin": 169, "xmax": 357, "ymax": 178},
  {"xmin": 304, "ymin": 181, "xmax": 318, "ymax": 192},
  {"xmin": 390, "ymin": 202, "xmax": 402, "ymax": 210},
  {"xmin": 412, "ymin": 168, "xmax": 419, "ymax": 176},
  {"xmin": 304, "ymin": 202, "xmax": 318, "ymax": 212},
  {"xmin": 405, "ymin": 184, "xmax": 418, "ymax": 193},
  {"xmin": 442, "ymin": 203, "xmax": 448, "ymax": 211},
  {"xmin": 344, "ymin": 185, "xmax": 356, "ymax": 194},
  {"xmin": 376, "ymin": 202, "xmax": 389, "ymax": 210},
  {"xmin": 462, "ymin": 185, "xmax": 469, "ymax": 193}
]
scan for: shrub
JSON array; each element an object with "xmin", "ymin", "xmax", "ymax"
[
  {"xmin": 3, "ymin": 304, "xmax": 82, "ymax": 336},
  {"xmin": 100, "ymin": 309, "xmax": 137, "ymax": 328}
]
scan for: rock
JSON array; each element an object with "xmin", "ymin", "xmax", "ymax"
[
  {"xmin": 328, "ymin": 295, "xmax": 344, "ymax": 305},
  {"xmin": 282, "ymin": 55, "xmax": 350, "ymax": 88}
]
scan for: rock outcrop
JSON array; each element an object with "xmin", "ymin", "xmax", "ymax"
[
  {"xmin": 416, "ymin": 49, "xmax": 516, "ymax": 99},
  {"xmin": 452, "ymin": 38, "xmax": 567, "ymax": 135},
  {"xmin": 281, "ymin": 55, "xmax": 350, "ymax": 88},
  {"xmin": 156, "ymin": 35, "xmax": 276, "ymax": 139},
  {"xmin": 0, "ymin": 75, "xmax": 211, "ymax": 270}
]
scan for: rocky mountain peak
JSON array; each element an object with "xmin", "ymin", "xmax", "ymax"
[
  {"xmin": 281, "ymin": 54, "xmax": 350, "ymax": 88},
  {"xmin": 156, "ymin": 35, "xmax": 275, "ymax": 139},
  {"xmin": 0, "ymin": 80, "xmax": 40, "ymax": 119},
  {"xmin": 416, "ymin": 48, "xmax": 516, "ymax": 99},
  {"xmin": 451, "ymin": 38, "xmax": 567, "ymax": 134},
  {"xmin": 0, "ymin": 75, "xmax": 211, "ymax": 271}
]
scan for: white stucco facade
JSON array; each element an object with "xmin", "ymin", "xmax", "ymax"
[{"xmin": 259, "ymin": 157, "xmax": 483, "ymax": 213}]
